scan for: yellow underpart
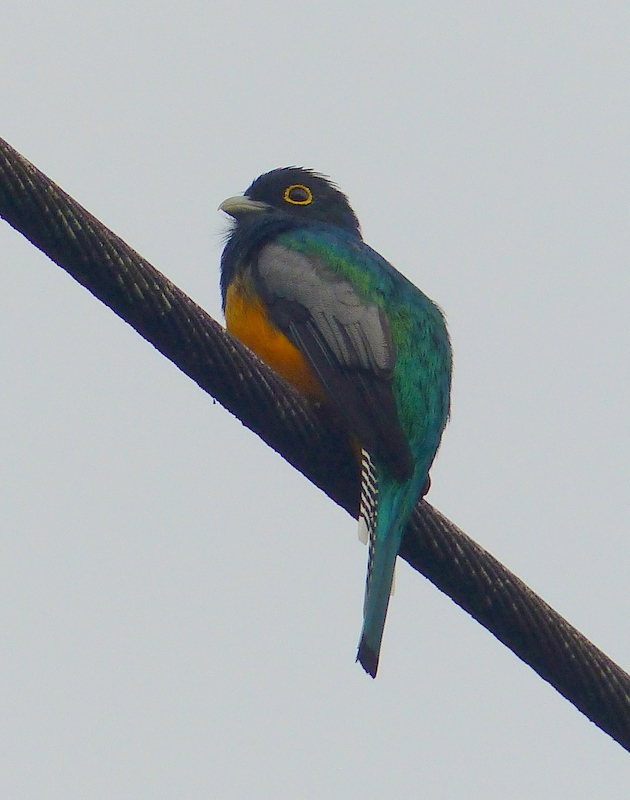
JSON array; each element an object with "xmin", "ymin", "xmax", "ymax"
[{"xmin": 225, "ymin": 278, "xmax": 326, "ymax": 402}]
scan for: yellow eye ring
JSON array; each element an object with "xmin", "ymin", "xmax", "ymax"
[{"xmin": 284, "ymin": 184, "xmax": 313, "ymax": 205}]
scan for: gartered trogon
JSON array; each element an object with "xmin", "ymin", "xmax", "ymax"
[{"xmin": 219, "ymin": 168, "xmax": 452, "ymax": 677}]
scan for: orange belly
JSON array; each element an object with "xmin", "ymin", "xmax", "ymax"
[{"xmin": 224, "ymin": 281, "xmax": 326, "ymax": 402}]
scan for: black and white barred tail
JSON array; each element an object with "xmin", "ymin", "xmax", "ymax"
[
  {"xmin": 358, "ymin": 448, "xmax": 397, "ymax": 612},
  {"xmin": 358, "ymin": 449, "xmax": 378, "ymax": 547}
]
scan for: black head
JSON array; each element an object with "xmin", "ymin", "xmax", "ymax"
[{"xmin": 221, "ymin": 167, "xmax": 361, "ymax": 237}]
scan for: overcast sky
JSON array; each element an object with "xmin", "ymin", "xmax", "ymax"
[{"xmin": 1, "ymin": 2, "xmax": 629, "ymax": 797}]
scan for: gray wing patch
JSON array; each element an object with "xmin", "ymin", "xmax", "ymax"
[
  {"xmin": 254, "ymin": 241, "xmax": 414, "ymax": 482},
  {"xmin": 257, "ymin": 242, "xmax": 394, "ymax": 376}
]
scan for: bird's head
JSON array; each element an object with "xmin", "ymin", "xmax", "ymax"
[{"xmin": 219, "ymin": 167, "xmax": 361, "ymax": 237}]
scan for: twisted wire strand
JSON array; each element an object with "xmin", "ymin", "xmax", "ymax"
[{"xmin": 1, "ymin": 136, "xmax": 629, "ymax": 750}]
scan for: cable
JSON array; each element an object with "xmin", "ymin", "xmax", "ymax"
[{"xmin": 1, "ymin": 136, "xmax": 629, "ymax": 750}]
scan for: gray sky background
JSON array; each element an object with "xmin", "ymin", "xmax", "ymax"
[{"xmin": 1, "ymin": 2, "xmax": 629, "ymax": 797}]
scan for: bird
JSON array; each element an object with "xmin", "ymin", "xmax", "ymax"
[{"xmin": 219, "ymin": 167, "xmax": 452, "ymax": 677}]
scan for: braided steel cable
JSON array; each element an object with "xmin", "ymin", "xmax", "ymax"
[{"xmin": 1, "ymin": 136, "xmax": 629, "ymax": 750}]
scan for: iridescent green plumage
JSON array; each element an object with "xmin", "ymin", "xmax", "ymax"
[{"xmin": 220, "ymin": 168, "xmax": 452, "ymax": 676}]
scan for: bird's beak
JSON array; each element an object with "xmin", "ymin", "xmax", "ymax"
[{"xmin": 218, "ymin": 195, "xmax": 271, "ymax": 219}]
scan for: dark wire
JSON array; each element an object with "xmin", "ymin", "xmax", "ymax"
[{"xmin": 1, "ymin": 136, "xmax": 629, "ymax": 750}]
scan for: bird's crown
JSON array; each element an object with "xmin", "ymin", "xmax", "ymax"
[{"xmin": 244, "ymin": 167, "xmax": 361, "ymax": 236}]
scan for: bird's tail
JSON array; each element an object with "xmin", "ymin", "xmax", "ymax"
[{"xmin": 357, "ymin": 451, "xmax": 420, "ymax": 678}]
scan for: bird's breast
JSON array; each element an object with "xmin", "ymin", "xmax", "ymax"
[{"xmin": 224, "ymin": 275, "xmax": 326, "ymax": 402}]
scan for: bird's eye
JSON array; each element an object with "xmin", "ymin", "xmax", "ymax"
[{"xmin": 284, "ymin": 184, "xmax": 313, "ymax": 205}]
